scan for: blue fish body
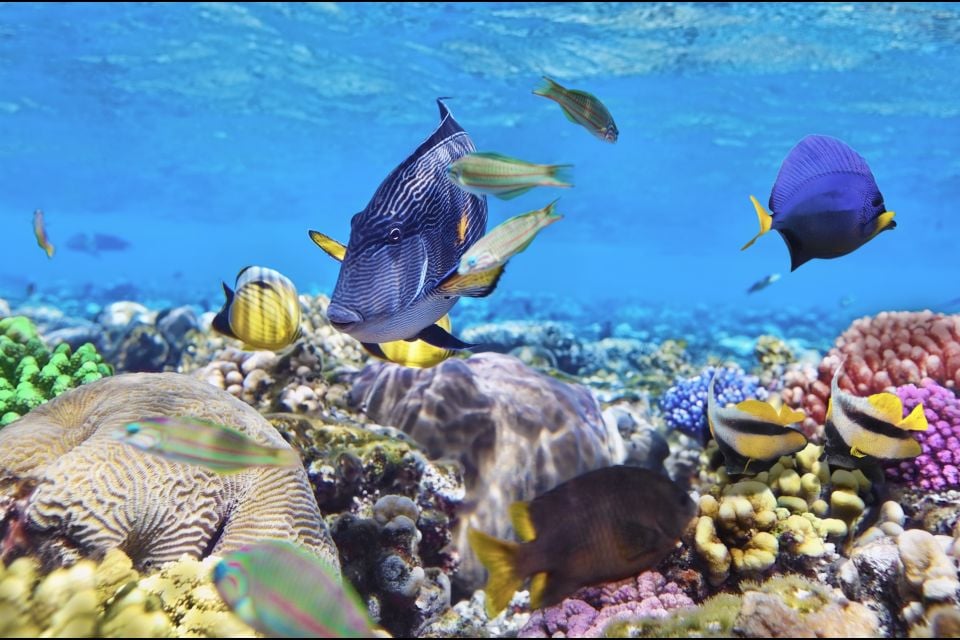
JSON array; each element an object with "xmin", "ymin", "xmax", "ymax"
[
  {"xmin": 327, "ymin": 100, "xmax": 488, "ymax": 345},
  {"xmin": 751, "ymin": 135, "xmax": 896, "ymax": 271}
]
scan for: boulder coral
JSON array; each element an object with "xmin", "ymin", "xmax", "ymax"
[{"xmin": 0, "ymin": 373, "xmax": 337, "ymax": 573}]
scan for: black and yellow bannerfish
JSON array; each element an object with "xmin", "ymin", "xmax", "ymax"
[
  {"xmin": 706, "ymin": 373, "xmax": 809, "ymax": 475},
  {"xmin": 825, "ymin": 362, "xmax": 927, "ymax": 463},
  {"xmin": 309, "ymin": 231, "xmax": 456, "ymax": 368},
  {"xmin": 212, "ymin": 266, "xmax": 302, "ymax": 352}
]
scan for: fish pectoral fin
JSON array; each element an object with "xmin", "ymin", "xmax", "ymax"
[
  {"xmin": 308, "ymin": 230, "xmax": 347, "ymax": 262},
  {"xmin": 437, "ymin": 264, "xmax": 506, "ymax": 298},
  {"xmin": 741, "ymin": 195, "xmax": 773, "ymax": 251},
  {"xmin": 850, "ymin": 446, "xmax": 867, "ymax": 458},
  {"xmin": 496, "ymin": 185, "xmax": 538, "ymax": 200},
  {"xmin": 415, "ymin": 323, "xmax": 474, "ymax": 351},
  {"xmin": 361, "ymin": 342, "xmax": 390, "ymax": 361},
  {"xmin": 899, "ymin": 403, "xmax": 929, "ymax": 432},
  {"xmin": 559, "ymin": 104, "xmax": 581, "ymax": 123}
]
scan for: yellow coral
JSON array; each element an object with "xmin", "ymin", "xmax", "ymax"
[{"xmin": 695, "ymin": 515, "xmax": 732, "ymax": 586}]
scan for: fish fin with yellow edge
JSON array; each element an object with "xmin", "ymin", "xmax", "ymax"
[
  {"xmin": 898, "ymin": 403, "xmax": 929, "ymax": 432},
  {"xmin": 735, "ymin": 399, "xmax": 781, "ymax": 423},
  {"xmin": 509, "ymin": 501, "xmax": 537, "ymax": 543},
  {"xmin": 529, "ymin": 572, "xmax": 549, "ymax": 610},
  {"xmin": 850, "ymin": 446, "xmax": 867, "ymax": 458},
  {"xmin": 777, "ymin": 405, "xmax": 806, "ymax": 425},
  {"xmin": 467, "ymin": 527, "xmax": 523, "ymax": 618},
  {"xmin": 362, "ymin": 343, "xmax": 390, "ymax": 361},
  {"xmin": 826, "ymin": 397, "xmax": 833, "ymax": 421},
  {"xmin": 308, "ymin": 230, "xmax": 347, "ymax": 262},
  {"xmin": 741, "ymin": 195, "xmax": 774, "ymax": 251},
  {"xmin": 866, "ymin": 211, "xmax": 897, "ymax": 241},
  {"xmin": 866, "ymin": 393, "xmax": 904, "ymax": 423},
  {"xmin": 437, "ymin": 264, "xmax": 506, "ymax": 298}
]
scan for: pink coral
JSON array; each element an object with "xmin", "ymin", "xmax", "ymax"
[
  {"xmin": 781, "ymin": 312, "xmax": 960, "ymax": 437},
  {"xmin": 518, "ymin": 571, "xmax": 693, "ymax": 638},
  {"xmin": 885, "ymin": 379, "xmax": 960, "ymax": 490}
]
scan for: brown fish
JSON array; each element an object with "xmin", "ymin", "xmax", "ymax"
[{"xmin": 468, "ymin": 465, "xmax": 696, "ymax": 616}]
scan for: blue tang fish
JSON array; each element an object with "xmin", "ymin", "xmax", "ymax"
[
  {"xmin": 741, "ymin": 135, "xmax": 896, "ymax": 271},
  {"xmin": 312, "ymin": 99, "xmax": 503, "ymax": 357}
]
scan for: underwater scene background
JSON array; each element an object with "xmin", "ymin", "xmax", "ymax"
[{"xmin": 1, "ymin": 3, "xmax": 960, "ymax": 639}]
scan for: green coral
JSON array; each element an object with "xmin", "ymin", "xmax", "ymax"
[
  {"xmin": 0, "ymin": 316, "xmax": 113, "ymax": 427},
  {"xmin": 604, "ymin": 593, "xmax": 741, "ymax": 638},
  {"xmin": 753, "ymin": 335, "xmax": 796, "ymax": 387},
  {"xmin": 693, "ymin": 443, "xmax": 869, "ymax": 585}
]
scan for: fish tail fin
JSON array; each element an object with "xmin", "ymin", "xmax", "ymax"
[
  {"xmin": 899, "ymin": 403, "xmax": 928, "ymax": 432},
  {"xmin": 533, "ymin": 76, "xmax": 563, "ymax": 98},
  {"xmin": 467, "ymin": 527, "xmax": 524, "ymax": 618},
  {"xmin": 508, "ymin": 501, "xmax": 537, "ymax": 542},
  {"xmin": 741, "ymin": 195, "xmax": 773, "ymax": 251},
  {"xmin": 542, "ymin": 198, "xmax": 563, "ymax": 222},
  {"xmin": 274, "ymin": 447, "xmax": 301, "ymax": 467},
  {"xmin": 546, "ymin": 164, "xmax": 574, "ymax": 188}
]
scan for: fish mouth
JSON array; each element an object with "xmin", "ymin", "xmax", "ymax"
[{"xmin": 326, "ymin": 303, "xmax": 363, "ymax": 333}]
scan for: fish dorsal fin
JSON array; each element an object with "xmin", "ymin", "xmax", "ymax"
[
  {"xmin": 866, "ymin": 393, "xmax": 905, "ymax": 423},
  {"xmin": 509, "ymin": 502, "xmax": 537, "ymax": 543},
  {"xmin": 437, "ymin": 264, "xmax": 505, "ymax": 298},
  {"xmin": 734, "ymin": 399, "xmax": 780, "ymax": 422},
  {"xmin": 437, "ymin": 97, "xmax": 453, "ymax": 122},
  {"xmin": 898, "ymin": 403, "xmax": 929, "ymax": 432},
  {"xmin": 771, "ymin": 135, "xmax": 873, "ymax": 213},
  {"xmin": 777, "ymin": 405, "xmax": 806, "ymax": 426},
  {"xmin": 308, "ymin": 230, "xmax": 346, "ymax": 262}
]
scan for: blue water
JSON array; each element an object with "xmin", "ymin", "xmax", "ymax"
[{"xmin": 1, "ymin": 3, "xmax": 958, "ymax": 320}]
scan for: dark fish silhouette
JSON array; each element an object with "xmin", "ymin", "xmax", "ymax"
[
  {"xmin": 315, "ymin": 99, "xmax": 504, "ymax": 357},
  {"xmin": 742, "ymin": 135, "xmax": 896, "ymax": 271},
  {"xmin": 468, "ymin": 465, "xmax": 696, "ymax": 617},
  {"xmin": 746, "ymin": 273, "xmax": 780, "ymax": 294}
]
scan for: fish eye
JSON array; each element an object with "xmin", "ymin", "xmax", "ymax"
[
  {"xmin": 871, "ymin": 193, "xmax": 884, "ymax": 207},
  {"xmin": 126, "ymin": 424, "xmax": 140, "ymax": 435},
  {"xmin": 467, "ymin": 257, "xmax": 478, "ymax": 267},
  {"xmin": 388, "ymin": 228, "xmax": 401, "ymax": 243}
]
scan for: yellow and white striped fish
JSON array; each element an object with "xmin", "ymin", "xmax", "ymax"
[
  {"xmin": 457, "ymin": 200, "xmax": 563, "ymax": 276},
  {"xmin": 212, "ymin": 266, "xmax": 302, "ymax": 351},
  {"xmin": 825, "ymin": 362, "xmax": 927, "ymax": 461}
]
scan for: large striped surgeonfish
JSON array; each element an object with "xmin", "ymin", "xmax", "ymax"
[{"xmin": 310, "ymin": 99, "xmax": 503, "ymax": 360}]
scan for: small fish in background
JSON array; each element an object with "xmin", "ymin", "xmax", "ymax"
[
  {"xmin": 446, "ymin": 152, "xmax": 573, "ymax": 201},
  {"xmin": 824, "ymin": 362, "xmax": 928, "ymax": 468},
  {"xmin": 839, "ymin": 295, "xmax": 855, "ymax": 308},
  {"xmin": 455, "ymin": 199, "xmax": 563, "ymax": 276},
  {"xmin": 706, "ymin": 372, "xmax": 808, "ymax": 474},
  {"xmin": 65, "ymin": 232, "xmax": 131, "ymax": 256},
  {"xmin": 213, "ymin": 266, "xmax": 302, "ymax": 351},
  {"xmin": 214, "ymin": 539, "xmax": 373, "ymax": 638},
  {"xmin": 741, "ymin": 135, "xmax": 896, "ymax": 271},
  {"xmin": 746, "ymin": 273, "xmax": 780, "ymax": 294},
  {"xmin": 32, "ymin": 209, "xmax": 54, "ymax": 258},
  {"xmin": 468, "ymin": 465, "xmax": 696, "ymax": 617},
  {"xmin": 112, "ymin": 416, "xmax": 300, "ymax": 474},
  {"xmin": 533, "ymin": 76, "xmax": 619, "ymax": 143},
  {"xmin": 308, "ymin": 231, "xmax": 456, "ymax": 368}
]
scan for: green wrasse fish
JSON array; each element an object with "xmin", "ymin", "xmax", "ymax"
[
  {"xmin": 318, "ymin": 100, "xmax": 505, "ymax": 356},
  {"xmin": 824, "ymin": 362, "xmax": 927, "ymax": 466},
  {"xmin": 533, "ymin": 76, "xmax": 618, "ymax": 143},
  {"xmin": 112, "ymin": 416, "xmax": 300, "ymax": 474},
  {"xmin": 468, "ymin": 465, "xmax": 695, "ymax": 617},
  {"xmin": 456, "ymin": 200, "xmax": 563, "ymax": 276},
  {"xmin": 33, "ymin": 209, "xmax": 54, "ymax": 259},
  {"xmin": 446, "ymin": 152, "xmax": 573, "ymax": 201},
  {"xmin": 213, "ymin": 266, "xmax": 302, "ymax": 351},
  {"xmin": 309, "ymin": 230, "xmax": 457, "ymax": 368},
  {"xmin": 707, "ymin": 373, "xmax": 808, "ymax": 475},
  {"xmin": 214, "ymin": 539, "xmax": 373, "ymax": 638}
]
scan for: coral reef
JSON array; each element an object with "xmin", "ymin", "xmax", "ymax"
[
  {"xmin": 350, "ymin": 352, "xmax": 625, "ymax": 590},
  {"xmin": 661, "ymin": 365, "xmax": 768, "ymax": 441},
  {"xmin": 0, "ymin": 316, "xmax": 112, "ymax": 427},
  {"xmin": 461, "ymin": 321, "xmax": 590, "ymax": 374},
  {"xmin": 884, "ymin": 379, "xmax": 960, "ymax": 490},
  {"xmin": 518, "ymin": 570, "xmax": 694, "ymax": 638},
  {"xmin": 753, "ymin": 334, "xmax": 796, "ymax": 388},
  {"xmin": 0, "ymin": 548, "xmax": 256, "ymax": 637},
  {"xmin": 693, "ymin": 443, "xmax": 867, "ymax": 586},
  {"xmin": 0, "ymin": 373, "xmax": 337, "ymax": 573}
]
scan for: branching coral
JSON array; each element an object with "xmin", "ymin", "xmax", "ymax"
[
  {"xmin": 884, "ymin": 379, "xmax": 960, "ymax": 490},
  {"xmin": 661, "ymin": 365, "xmax": 767, "ymax": 441}
]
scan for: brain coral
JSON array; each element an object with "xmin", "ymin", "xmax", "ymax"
[
  {"xmin": 350, "ymin": 352, "xmax": 625, "ymax": 590},
  {"xmin": 784, "ymin": 311, "xmax": 960, "ymax": 432},
  {"xmin": 0, "ymin": 373, "xmax": 337, "ymax": 573}
]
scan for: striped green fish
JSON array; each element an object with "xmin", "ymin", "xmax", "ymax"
[
  {"xmin": 533, "ymin": 76, "xmax": 619, "ymax": 143},
  {"xmin": 457, "ymin": 200, "xmax": 563, "ymax": 276},
  {"xmin": 113, "ymin": 416, "xmax": 300, "ymax": 474},
  {"xmin": 213, "ymin": 266, "xmax": 302, "ymax": 351},
  {"xmin": 446, "ymin": 152, "xmax": 573, "ymax": 201},
  {"xmin": 213, "ymin": 539, "xmax": 373, "ymax": 638}
]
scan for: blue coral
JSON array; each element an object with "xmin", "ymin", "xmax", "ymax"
[{"xmin": 660, "ymin": 365, "xmax": 767, "ymax": 440}]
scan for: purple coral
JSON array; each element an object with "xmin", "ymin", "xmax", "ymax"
[
  {"xmin": 518, "ymin": 571, "xmax": 693, "ymax": 638},
  {"xmin": 885, "ymin": 379, "xmax": 960, "ymax": 490}
]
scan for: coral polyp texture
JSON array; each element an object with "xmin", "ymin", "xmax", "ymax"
[
  {"xmin": 0, "ymin": 372, "xmax": 337, "ymax": 573},
  {"xmin": 0, "ymin": 315, "xmax": 112, "ymax": 427},
  {"xmin": 785, "ymin": 311, "xmax": 960, "ymax": 433},
  {"xmin": 884, "ymin": 379, "xmax": 960, "ymax": 490},
  {"xmin": 660, "ymin": 365, "xmax": 768, "ymax": 441}
]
